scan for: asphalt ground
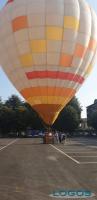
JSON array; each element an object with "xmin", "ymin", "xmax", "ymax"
[{"xmin": 0, "ymin": 137, "xmax": 97, "ymax": 200}]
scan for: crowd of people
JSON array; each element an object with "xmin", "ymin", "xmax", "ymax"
[
  {"xmin": 43, "ymin": 130, "xmax": 70, "ymax": 144},
  {"xmin": 44, "ymin": 131, "xmax": 70, "ymax": 144},
  {"xmin": 54, "ymin": 131, "xmax": 67, "ymax": 144}
]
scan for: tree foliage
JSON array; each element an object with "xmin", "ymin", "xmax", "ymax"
[
  {"xmin": 53, "ymin": 97, "xmax": 81, "ymax": 132},
  {"xmin": 53, "ymin": 103, "xmax": 80, "ymax": 132},
  {"xmin": 5, "ymin": 95, "xmax": 22, "ymax": 109},
  {"xmin": 68, "ymin": 97, "xmax": 82, "ymax": 118},
  {"xmin": 0, "ymin": 95, "xmax": 81, "ymax": 136}
]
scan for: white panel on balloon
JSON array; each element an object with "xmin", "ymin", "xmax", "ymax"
[
  {"xmin": 46, "ymin": 14, "xmax": 63, "ymax": 27},
  {"xmin": 28, "ymin": 14, "xmax": 45, "ymax": 27},
  {"xmin": 29, "ymin": 27, "xmax": 45, "ymax": 40}
]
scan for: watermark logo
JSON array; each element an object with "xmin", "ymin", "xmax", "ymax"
[{"xmin": 50, "ymin": 190, "xmax": 95, "ymax": 198}]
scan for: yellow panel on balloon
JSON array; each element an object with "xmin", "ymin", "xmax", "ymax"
[
  {"xmin": 27, "ymin": 96, "xmax": 66, "ymax": 105},
  {"xmin": 31, "ymin": 40, "xmax": 46, "ymax": 53},
  {"xmin": 20, "ymin": 54, "xmax": 33, "ymax": 67},
  {"xmin": 85, "ymin": 65, "xmax": 93, "ymax": 75},
  {"xmin": 64, "ymin": 16, "xmax": 79, "ymax": 31},
  {"xmin": 46, "ymin": 27, "xmax": 63, "ymax": 40}
]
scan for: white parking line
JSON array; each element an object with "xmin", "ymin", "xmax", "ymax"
[
  {"xmin": 50, "ymin": 145, "xmax": 80, "ymax": 164},
  {"xmin": 73, "ymin": 155, "xmax": 97, "ymax": 157},
  {"xmin": 88, "ymin": 146, "xmax": 97, "ymax": 149},
  {"xmin": 63, "ymin": 152, "xmax": 97, "ymax": 154},
  {"xmin": 0, "ymin": 139, "xmax": 19, "ymax": 153},
  {"xmin": 80, "ymin": 162, "xmax": 97, "ymax": 164},
  {"xmin": 60, "ymin": 148, "xmax": 88, "ymax": 151}
]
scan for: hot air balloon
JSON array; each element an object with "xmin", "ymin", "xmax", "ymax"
[{"xmin": 0, "ymin": 0, "xmax": 97, "ymax": 125}]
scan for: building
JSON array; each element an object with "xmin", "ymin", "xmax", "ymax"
[
  {"xmin": 87, "ymin": 99, "xmax": 97, "ymax": 121},
  {"xmin": 80, "ymin": 118, "xmax": 88, "ymax": 129}
]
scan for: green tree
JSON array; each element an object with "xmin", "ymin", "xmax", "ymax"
[
  {"xmin": 68, "ymin": 97, "xmax": 82, "ymax": 119},
  {"xmin": 0, "ymin": 95, "xmax": 81, "ymax": 136},
  {"xmin": 5, "ymin": 95, "xmax": 23, "ymax": 110},
  {"xmin": 53, "ymin": 105, "xmax": 80, "ymax": 132},
  {"xmin": 0, "ymin": 106, "xmax": 13, "ymax": 136},
  {"xmin": 0, "ymin": 97, "xmax": 3, "ymax": 108},
  {"xmin": 23, "ymin": 102, "xmax": 44, "ymax": 130}
]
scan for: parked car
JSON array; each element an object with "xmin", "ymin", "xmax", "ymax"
[{"xmin": 38, "ymin": 131, "xmax": 45, "ymax": 137}]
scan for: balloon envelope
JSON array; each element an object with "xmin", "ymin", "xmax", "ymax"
[{"xmin": 0, "ymin": 0, "xmax": 97, "ymax": 125}]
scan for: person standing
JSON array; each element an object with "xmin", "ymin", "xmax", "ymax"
[
  {"xmin": 59, "ymin": 132, "xmax": 62, "ymax": 143},
  {"xmin": 55, "ymin": 131, "xmax": 59, "ymax": 144}
]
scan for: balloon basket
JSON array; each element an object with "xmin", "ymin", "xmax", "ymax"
[{"xmin": 43, "ymin": 131, "xmax": 54, "ymax": 144}]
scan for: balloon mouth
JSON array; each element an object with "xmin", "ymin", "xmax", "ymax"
[{"xmin": 32, "ymin": 104, "xmax": 62, "ymax": 126}]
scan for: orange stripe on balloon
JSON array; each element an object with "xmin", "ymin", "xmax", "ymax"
[
  {"xmin": 74, "ymin": 44, "xmax": 87, "ymax": 58},
  {"xmin": 26, "ymin": 71, "xmax": 84, "ymax": 84},
  {"xmin": 88, "ymin": 39, "xmax": 97, "ymax": 51},
  {"xmin": 32, "ymin": 104, "xmax": 62, "ymax": 125},
  {"xmin": 20, "ymin": 87, "xmax": 76, "ymax": 99},
  {"xmin": 12, "ymin": 16, "xmax": 28, "ymax": 32},
  {"xmin": 60, "ymin": 54, "xmax": 73, "ymax": 67}
]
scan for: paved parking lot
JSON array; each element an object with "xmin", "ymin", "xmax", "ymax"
[
  {"xmin": 53, "ymin": 137, "xmax": 97, "ymax": 164},
  {"xmin": 0, "ymin": 137, "xmax": 97, "ymax": 200}
]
